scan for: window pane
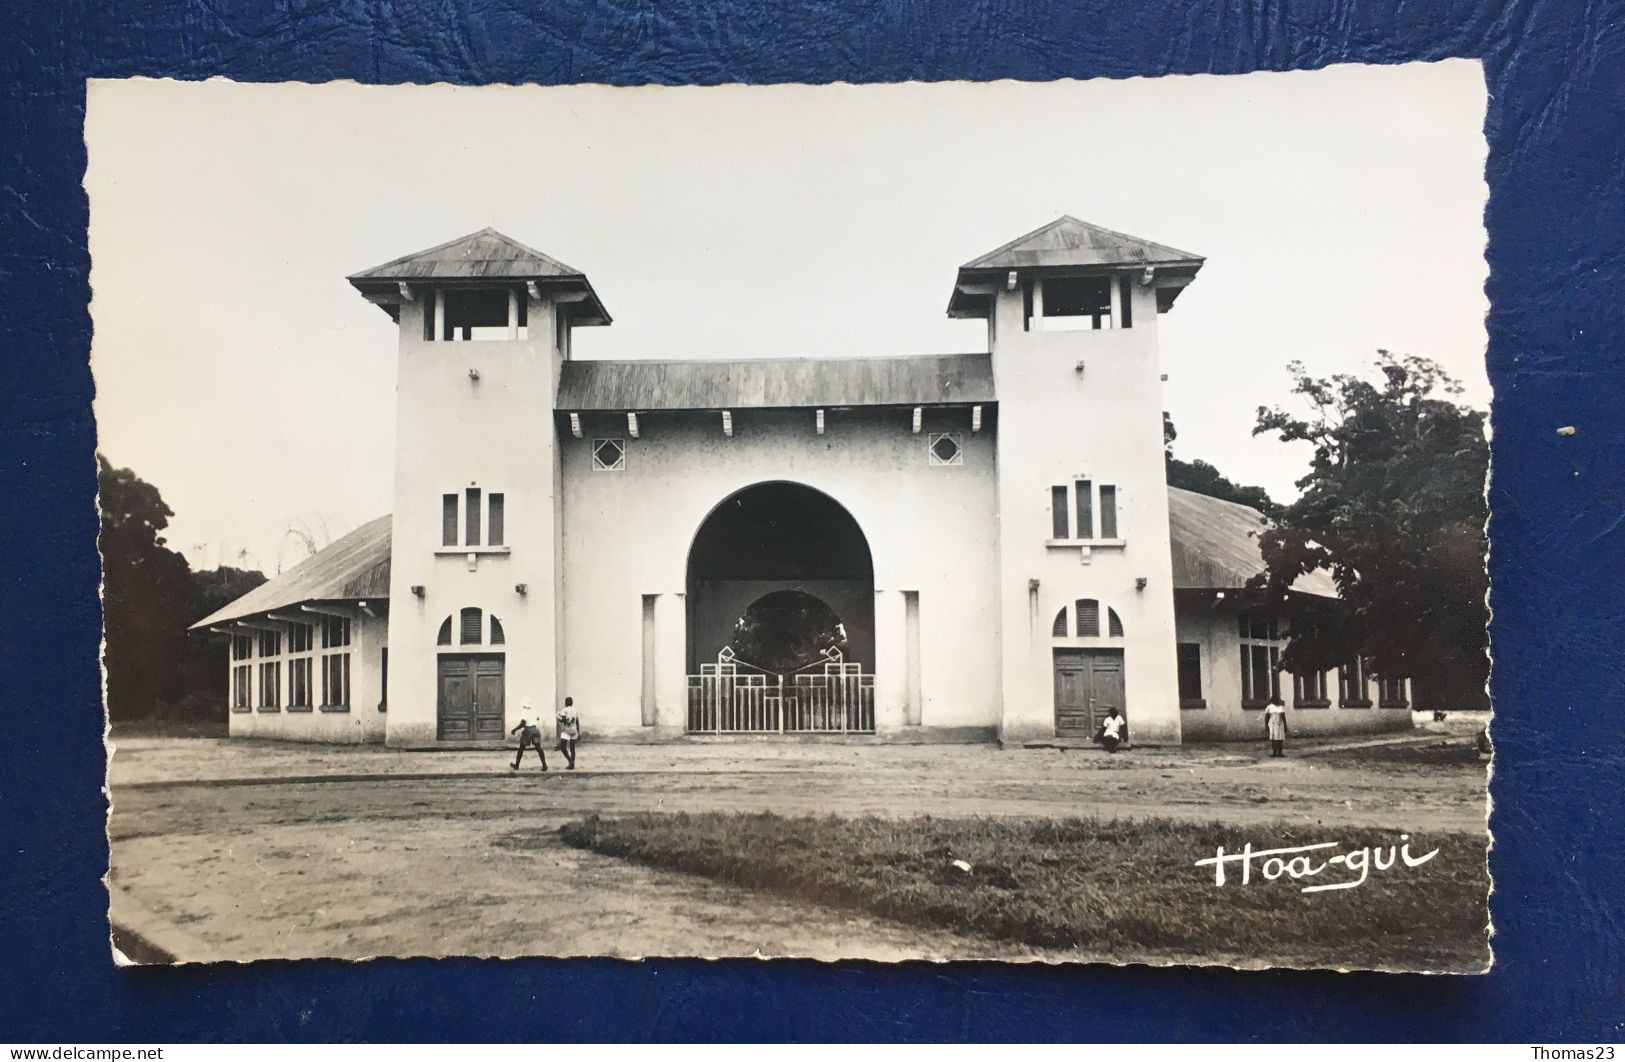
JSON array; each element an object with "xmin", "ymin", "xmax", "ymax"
[
  {"xmin": 437, "ymin": 617, "xmax": 452, "ymax": 645},
  {"xmin": 442, "ymin": 494, "xmax": 458, "ymax": 546},
  {"xmin": 1075, "ymin": 599, "xmax": 1100, "ymax": 637},
  {"xmin": 488, "ymin": 493, "xmax": 505, "ymax": 546},
  {"xmin": 1075, "ymin": 480, "xmax": 1093, "ymax": 539},
  {"xmin": 465, "ymin": 488, "xmax": 481, "ymax": 547},
  {"xmin": 593, "ymin": 439, "xmax": 626, "ymax": 471},
  {"xmin": 1240, "ymin": 645, "xmax": 1252, "ymax": 701},
  {"xmin": 1107, "ymin": 608, "xmax": 1123, "ymax": 637},
  {"xmin": 1051, "ymin": 486, "xmax": 1068, "ymax": 538},
  {"xmin": 1100, "ymin": 485, "xmax": 1118, "ymax": 538},
  {"xmin": 460, "ymin": 607, "xmax": 483, "ymax": 644},
  {"xmin": 1177, "ymin": 643, "xmax": 1201, "ymax": 701},
  {"xmin": 1118, "ymin": 275, "xmax": 1134, "ymax": 329},
  {"xmin": 1052, "ymin": 608, "xmax": 1068, "ymax": 638}
]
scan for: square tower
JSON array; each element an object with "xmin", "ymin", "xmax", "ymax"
[
  {"xmin": 948, "ymin": 217, "xmax": 1204, "ymax": 744},
  {"xmin": 349, "ymin": 229, "xmax": 610, "ymax": 745}
]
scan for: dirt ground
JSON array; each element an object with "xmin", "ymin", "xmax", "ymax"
[{"xmin": 105, "ymin": 716, "xmax": 1490, "ymax": 964}]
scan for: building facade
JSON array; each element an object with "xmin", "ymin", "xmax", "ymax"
[{"xmin": 194, "ymin": 218, "xmax": 1411, "ymax": 746}]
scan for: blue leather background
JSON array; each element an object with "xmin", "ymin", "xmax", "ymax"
[{"xmin": 3, "ymin": 0, "xmax": 1623, "ymax": 1042}]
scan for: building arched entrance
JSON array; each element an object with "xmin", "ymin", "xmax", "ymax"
[{"xmin": 685, "ymin": 481, "xmax": 876, "ymax": 733}]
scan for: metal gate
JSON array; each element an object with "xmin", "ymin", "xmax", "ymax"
[{"xmin": 687, "ymin": 646, "xmax": 875, "ymax": 734}]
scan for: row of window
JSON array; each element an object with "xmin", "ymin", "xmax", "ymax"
[
  {"xmin": 230, "ymin": 618, "xmax": 354, "ymax": 712},
  {"xmin": 1175, "ymin": 639, "xmax": 1409, "ymax": 711},
  {"xmin": 1050, "ymin": 480, "xmax": 1119, "ymax": 541},
  {"xmin": 442, "ymin": 488, "xmax": 505, "ymax": 548}
]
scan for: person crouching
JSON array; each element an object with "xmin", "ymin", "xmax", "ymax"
[
  {"xmin": 511, "ymin": 709, "xmax": 547, "ymax": 771},
  {"xmin": 1097, "ymin": 706, "xmax": 1127, "ymax": 753}
]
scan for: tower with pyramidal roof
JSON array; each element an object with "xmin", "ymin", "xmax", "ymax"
[
  {"xmin": 348, "ymin": 229, "xmax": 610, "ymax": 744},
  {"xmin": 948, "ymin": 216, "xmax": 1204, "ymax": 744}
]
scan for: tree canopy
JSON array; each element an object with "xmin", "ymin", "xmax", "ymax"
[
  {"xmin": 1250, "ymin": 353, "xmax": 1489, "ymax": 709},
  {"xmin": 730, "ymin": 590, "xmax": 850, "ymax": 672},
  {"xmin": 1163, "ymin": 412, "xmax": 1276, "ymax": 513},
  {"xmin": 99, "ymin": 457, "xmax": 266, "ymax": 720}
]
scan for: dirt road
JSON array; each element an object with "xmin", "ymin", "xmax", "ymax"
[{"xmin": 106, "ymin": 728, "xmax": 1489, "ymax": 963}]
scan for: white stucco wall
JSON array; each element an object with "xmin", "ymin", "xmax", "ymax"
[
  {"xmin": 1174, "ymin": 596, "xmax": 1413, "ymax": 741},
  {"xmin": 558, "ymin": 406, "xmax": 1001, "ymax": 740},
  {"xmin": 225, "ymin": 612, "xmax": 388, "ymax": 743},
  {"xmin": 383, "ymin": 294, "xmax": 567, "ymax": 747},
  {"xmin": 988, "ymin": 281, "xmax": 1183, "ymax": 744}
]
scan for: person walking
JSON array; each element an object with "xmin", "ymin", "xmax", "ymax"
[
  {"xmin": 510, "ymin": 702, "xmax": 548, "ymax": 771},
  {"xmin": 1264, "ymin": 695, "xmax": 1289, "ymax": 758},
  {"xmin": 1098, "ymin": 706, "xmax": 1127, "ymax": 753},
  {"xmin": 555, "ymin": 696, "xmax": 580, "ymax": 770}
]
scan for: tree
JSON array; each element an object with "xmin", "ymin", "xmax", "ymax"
[
  {"xmin": 98, "ymin": 456, "xmax": 198, "ymax": 719},
  {"xmin": 1250, "ymin": 353, "xmax": 1489, "ymax": 709},
  {"xmin": 730, "ymin": 590, "xmax": 850, "ymax": 672},
  {"xmin": 169, "ymin": 565, "xmax": 268, "ymax": 714},
  {"xmin": 99, "ymin": 457, "xmax": 269, "ymax": 721},
  {"xmin": 1163, "ymin": 412, "xmax": 1276, "ymax": 513}
]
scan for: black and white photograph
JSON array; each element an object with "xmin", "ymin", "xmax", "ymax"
[{"xmin": 91, "ymin": 63, "xmax": 1493, "ymax": 971}]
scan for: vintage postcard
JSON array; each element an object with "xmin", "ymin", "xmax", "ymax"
[{"xmin": 91, "ymin": 63, "xmax": 1492, "ymax": 970}]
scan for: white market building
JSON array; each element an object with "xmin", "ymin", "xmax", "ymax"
[{"xmin": 193, "ymin": 217, "xmax": 1411, "ymax": 746}]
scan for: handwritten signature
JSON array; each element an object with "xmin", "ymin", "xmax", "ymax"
[{"xmin": 1194, "ymin": 835, "xmax": 1439, "ymax": 893}]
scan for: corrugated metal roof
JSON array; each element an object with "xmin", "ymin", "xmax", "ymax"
[
  {"xmin": 190, "ymin": 515, "xmax": 393, "ymax": 629},
  {"xmin": 1168, "ymin": 486, "xmax": 1337, "ymax": 597},
  {"xmin": 347, "ymin": 228, "xmax": 610, "ymax": 325},
  {"xmin": 962, "ymin": 216, "xmax": 1203, "ymax": 271},
  {"xmin": 555, "ymin": 353, "xmax": 996, "ymax": 411}
]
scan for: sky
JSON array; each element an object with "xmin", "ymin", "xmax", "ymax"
[{"xmin": 86, "ymin": 62, "xmax": 1489, "ymax": 575}]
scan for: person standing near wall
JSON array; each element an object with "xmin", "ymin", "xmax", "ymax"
[
  {"xmin": 1264, "ymin": 696, "xmax": 1289, "ymax": 758},
  {"xmin": 556, "ymin": 696, "xmax": 580, "ymax": 770}
]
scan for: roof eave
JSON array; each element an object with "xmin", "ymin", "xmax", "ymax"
[{"xmin": 347, "ymin": 275, "xmax": 613, "ymax": 326}]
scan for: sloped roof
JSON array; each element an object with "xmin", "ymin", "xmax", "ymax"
[
  {"xmin": 555, "ymin": 353, "xmax": 995, "ymax": 412},
  {"xmin": 350, "ymin": 228, "xmax": 586, "ymax": 282},
  {"xmin": 1168, "ymin": 486, "xmax": 1337, "ymax": 597},
  {"xmin": 962, "ymin": 216, "xmax": 1204, "ymax": 272},
  {"xmin": 949, "ymin": 216, "xmax": 1204, "ymax": 317},
  {"xmin": 347, "ymin": 228, "xmax": 610, "ymax": 325},
  {"xmin": 190, "ymin": 515, "xmax": 393, "ymax": 630}
]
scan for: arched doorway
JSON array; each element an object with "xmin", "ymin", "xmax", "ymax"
[{"xmin": 686, "ymin": 482, "xmax": 876, "ymax": 733}]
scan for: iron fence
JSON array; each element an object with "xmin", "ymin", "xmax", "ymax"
[{"xmin": 686, "ymin": 647, "xmax": 875, "ymax": 734}]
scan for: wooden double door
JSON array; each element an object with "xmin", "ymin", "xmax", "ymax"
[
  {"xmin": 1053, "ymin": 648, "xmax": 1125, "ymax": 737},
  {"xmin": 437, "ymin": 654, "xmax": 506, "ymax": 740}
]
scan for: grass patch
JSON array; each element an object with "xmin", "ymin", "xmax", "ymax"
[
  {"xmin": 558, "ymin": 812, "xmax": 1489, "ymax": 970},
  {"xmin": 1320, "ymin": 741, "xmax": 1489, "ymax": 769}
]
